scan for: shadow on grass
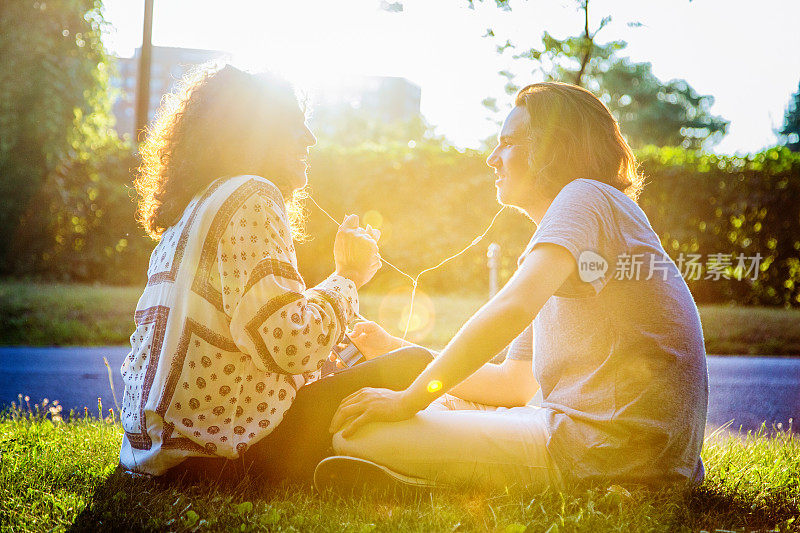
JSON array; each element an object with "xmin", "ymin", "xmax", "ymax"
[
  {"xmin": 68, "ymin": 468, "xmax": 271, "ymax": 532},
  {"xmin": 66, "ymin": 467, "xmax": 800, "ymax": 532},
  {"xmin": 681, "ymin": 485, "xmax": 798, "ymax": 531}
]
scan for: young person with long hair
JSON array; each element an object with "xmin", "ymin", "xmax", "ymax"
[
  {"xmin": 119, "ymin": 65, "xmax": 433, "ymax": 483},
  {"xmin": 323, "ymin": 82, "xmax": 709, "ymax": 491}
]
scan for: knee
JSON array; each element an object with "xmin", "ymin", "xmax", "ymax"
[
  {"xmin": 331, "ymin": 424, "xmax": 384, "ymax": 458},
  {"xmin": 379, "ymin": 346, "xmax": 434, "ymax": 384},
  {"xmin": 393, "ymin": 346, "xmax": 434, "ymax": 369},
  {"xmin": 331, "ymin": 430, "xmax": 357, "ymax": 456}
]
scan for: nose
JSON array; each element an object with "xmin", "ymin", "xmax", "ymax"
[{"xmin": 486, "ymin": 146, "xmax": 501, "ymax": 170}]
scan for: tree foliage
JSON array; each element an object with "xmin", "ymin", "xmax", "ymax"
[
  {"xmin": 473, "ymin": 0, "xmax": 729, "ymax": 149},
  {"xmin": 0, "ymin": 0, "xmax": 144, "ymax": 280},
  {"xmin": 779, "ymin": 81, "xmax": 800, "ymax": 152},
  {"xmin": 638, "ymin": 146, "xmax": 800, "ymax": 307}
]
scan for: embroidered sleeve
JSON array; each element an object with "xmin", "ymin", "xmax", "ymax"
[{"xmin": 222, "ymin": 191, "xmax": 358, "ymax": 375}]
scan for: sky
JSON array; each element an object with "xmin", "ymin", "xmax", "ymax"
[{"xmin": 101, "ymin": 0, "xmax": 800, "ymax": 154}]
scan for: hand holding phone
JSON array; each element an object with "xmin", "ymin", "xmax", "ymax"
[{"xmin": 331, "ymin": 334, "xmax": 367, "ymax": 368}]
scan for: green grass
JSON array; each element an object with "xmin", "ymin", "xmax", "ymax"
[
  {"xmin": 2, "ymin": 281, "xmax": 800, "ymax": 354},
  {"xmin": 1, "ymin": 404, "xmax": 797, "ymax": 532},
  {"xmin": 0, "ymin": 282, "xmax": 140, "ymax": 346},
  {"xmin": 699, "ymin": 305, "xmax": 800, "ymax": 356}
]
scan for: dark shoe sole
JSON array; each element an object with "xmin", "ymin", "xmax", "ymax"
[{"xmin": 314, "ymin": 456, "xmax": 435, "ymax": 498}]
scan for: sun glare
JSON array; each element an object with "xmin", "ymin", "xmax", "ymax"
[{"xmin": 229, "ymin": 0, "xmax": 397, "ymax": 95}]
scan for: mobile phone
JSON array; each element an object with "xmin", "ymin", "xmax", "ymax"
[{"xmin": 332, "ymin": 334, "xmax": 366, "ymax": 367}]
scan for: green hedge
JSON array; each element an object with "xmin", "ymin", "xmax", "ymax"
[
  {"xmin": 638, "ymin": 146, "xmax": 800, "ymax": 306},
  {"xmin": 5, "ymin": 145, "xmax": 152, "ymax": 285},
  {"xmin": 5, "ymin": 142, "xmax": 799, "ymax": 306}
]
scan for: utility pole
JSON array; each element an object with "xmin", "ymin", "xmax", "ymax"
[{"xmin": 135, "ymin": 0, "xmax": 154, "ymax": 142}]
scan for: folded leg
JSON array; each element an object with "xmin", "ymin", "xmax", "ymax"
[{"xmin": 332, "ymin": 405, "xmax": 563, "ymax": 491}]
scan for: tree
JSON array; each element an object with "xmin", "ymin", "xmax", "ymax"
[
  {"xmin": 0, "ymin": 0, "xmax": 145, "ymax": 282},
  {"xmin": 779, "ymin": 81, "xmax": 800, "ymax": 152},
  {"xmin": 470, "ymin": 0, "xmax": 729, "ymax": 149},
  {"xmin": 0, "ymin": 0, "xmax": 119, "ymax": 270},
  {"xmin": 595, "ymin": 58, "xmax": 729, "ymax": 149}
]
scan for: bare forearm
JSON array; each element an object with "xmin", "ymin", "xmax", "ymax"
[
  {"xmin": 330, "ymin": 244, "xmax": 575, "ymax": 438},
  {"xmin": 448, "ymin": 363, "xmax": 502, "ymax": 400},
  {"xmin": 400, "ymin": 243, "xmax": 575, "ymax": 413},
  {"xmin": 448, "ymin": 364, "xmax": 514, "ymax": 406},
  {"xmin": 401, "ymin": 297, "xmax": 532, "ymax": 412},
  {"xmin": 449, "ymin": 358, "xmax": 539, "ymax": 407}
]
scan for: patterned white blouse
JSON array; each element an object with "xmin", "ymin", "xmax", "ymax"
[{"xmin": 119, "ymin": 175, "xmax": 358, "ymax": 475}]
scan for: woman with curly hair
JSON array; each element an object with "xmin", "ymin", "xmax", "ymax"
[
  {"xmin": 323, "ymin": 82, "xmax": 708, "ymax": 492},
  {"xmin": 119, "ymin": 65, "xmax": 432, "ymax": 483}
]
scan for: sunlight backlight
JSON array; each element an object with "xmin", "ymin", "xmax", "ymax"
[
  {"xmin": 101, "ymin": 0, "xmax": 800, "ymax": 153},
  {"xmin": 399, "ymin": 298, "xmax": 432, "ymax": 333},
  {"xmin": 378, "ymin": 286, "xmax": 435, "ymax": 342},
  {"xmin": 229, "ymin": 1, "xmax": 411, "ymax": 94}
]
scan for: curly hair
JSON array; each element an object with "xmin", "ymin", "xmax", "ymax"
[
  {"xmin": 134, "ymin": 64, "xmax": 308, "ymax": 240},
  {"xmin": 515, "ymin": 82, "xmax": 645, "ymax": 202}
]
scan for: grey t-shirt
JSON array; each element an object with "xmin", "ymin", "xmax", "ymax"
[
  {"xmin": 506, "ymin": 324, "xmax": 533, "ymax": 361},
  {"xmin": 522, "ymin": 178, "xmax": 708, "ymax": 485}
]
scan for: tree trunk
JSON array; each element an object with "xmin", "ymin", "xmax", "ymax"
[{"xmin": 574, "ymin": 0, "xmax": 592, "ymax": 87}]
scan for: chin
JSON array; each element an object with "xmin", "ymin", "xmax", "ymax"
[
  {"xmin": 293, "ymin": 174, "xmax": 309, "ymax": 191},
  {"xmin": 495, "ymin": 187, "xmax": 513, "ymax": 207},
  {"xmin": 285, "ymin": 170, "xmax": 308, "ymax": 192}
]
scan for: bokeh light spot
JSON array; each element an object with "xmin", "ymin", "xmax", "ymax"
[
  {"xmin": 426, "ymin": 380, "xmax": 442, "ymax": 393},
  {"xmin": 363, "ymin": 210, "xmax": 383, "ymax": 229},
  {"xmin": 377, "ymin": 286, "xmax": 435, "ymax": 343}
]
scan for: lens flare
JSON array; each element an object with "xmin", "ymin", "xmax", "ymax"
[
  {"xmin": 377, "ymin": 286, "xmax": 435, "ymax": 342},
  {"xmin": 426, "ymin": 380, "xmax": 442, "ymax": 393}
]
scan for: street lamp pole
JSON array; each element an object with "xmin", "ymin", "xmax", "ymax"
[{"xmin": 135, "ymin": 0, "xmax": 154, "ymax": 143}]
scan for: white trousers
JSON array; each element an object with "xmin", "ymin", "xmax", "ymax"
[{"xmin": 332, "ymin": 394, "xmax": 563, "ymax": 491}]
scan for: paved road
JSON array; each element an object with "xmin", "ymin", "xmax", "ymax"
[
  {"xmin": 705, "ymin": 356, "xmax": 799, "ymax": 432},
  {"xmin": 0, "ymin": 348, "xmax": 798, "ymax": 432},
  {"xmin": 0, "ymin": 346, "xmax": 129, "ymax": 417}
]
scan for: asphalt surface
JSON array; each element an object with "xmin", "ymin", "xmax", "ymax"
[
  {"xmin": 705, "ymin": 356, "xmax": 799, "ymax": 432},
  {"xmin": 0, "ymin": 346, "xmax": 129, "ymax": 417},
  {"xmin": 0, "ymin": 347, "xmax": 798, "ymax": 432}
]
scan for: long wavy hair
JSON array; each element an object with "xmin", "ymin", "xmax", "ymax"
[
  {"xmin": 134, "ymin": 64, "xmax": 308, "ymax": 241},
  {"xmin": 515, "ymin": 82, "xmax": 644, "ymax": 202}
]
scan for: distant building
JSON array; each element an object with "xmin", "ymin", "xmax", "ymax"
[
  {"xmin": 308, "ymin": 76, "xmax": 422, "ymax": 141},
  {"xmin": 349, "ymin": 76, "xmax": 421, "ymax": 123},
  {"xmin": 111, "ymin": 47, "xmax": 421, "ymax": 141},
  {"xmin": 110, "ymin": 46, "xmax": 230, "ymax": 138},
  {"xmin": 310, "ymin": 76, "xmax": 421, "ymax": 123}
]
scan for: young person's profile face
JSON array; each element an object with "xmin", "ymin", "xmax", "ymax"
[
  {"xmin": 486, "ymin": 106, "xmax": 535, "ymax": 210},
  {"xmin": 277, "ymin": 108, "xmax": 317, "ymax": 191}
]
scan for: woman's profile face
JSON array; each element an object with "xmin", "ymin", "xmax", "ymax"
[
  {"xmin": 275, "ymin": 107, "xmax": 317, "ymax": 191},
  {"xmin": 486, "ymin": 106, "xmax": 536, "ymax": 211}
]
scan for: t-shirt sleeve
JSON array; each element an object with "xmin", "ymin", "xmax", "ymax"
[
  {"xmin": 505, "ymin": 323, "xmax": 534, "ymax": 361},
  {"xmin": 221, "ymin": 190, "xmax": 358, "ymax": 376},
  {"xmin": 520, "ymin": 179, "xmax": 619, "ymax": 297}
]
